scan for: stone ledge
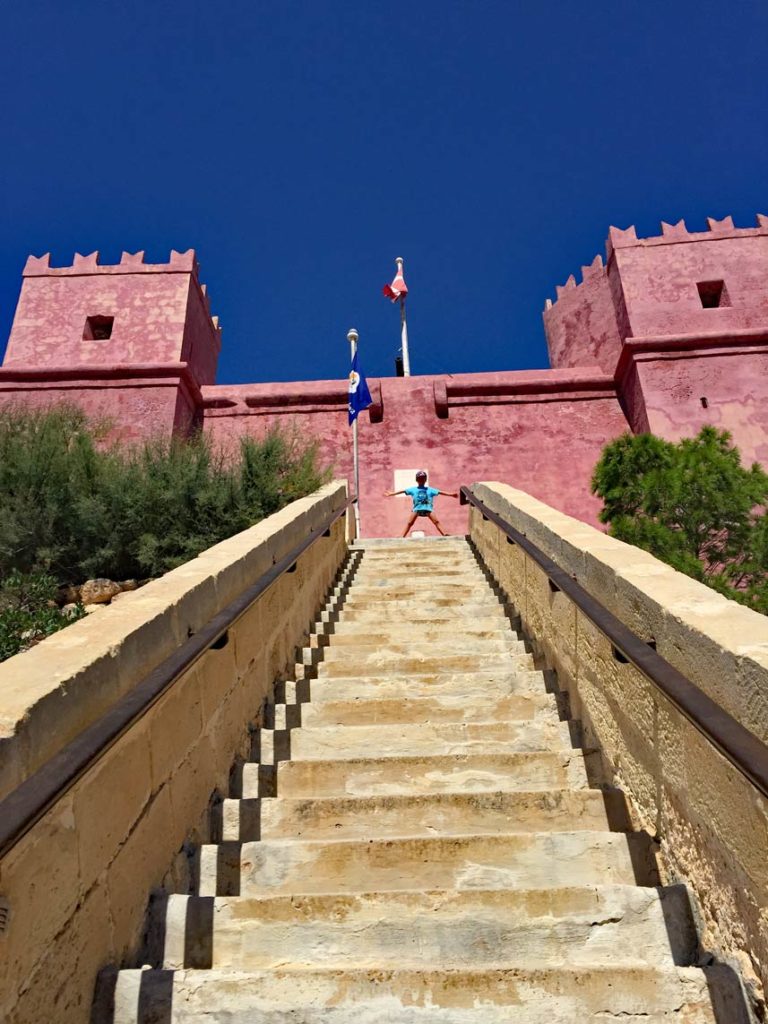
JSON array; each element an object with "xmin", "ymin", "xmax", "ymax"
[
  {"xmin": 472, "ymin": 481, "xmax": 768, "ymax": 744},
  {"xmin": 0, "ymin": 480, "xmax": 348, "ymax": 802}
]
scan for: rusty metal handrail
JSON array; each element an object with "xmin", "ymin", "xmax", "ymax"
[
  {"xmin": 461, "ymin": 485, "xmax": 768, "ymax": 800},
  {"xmin": 0, "ymin": 496, "xmax": 352, "ymax": 861}
]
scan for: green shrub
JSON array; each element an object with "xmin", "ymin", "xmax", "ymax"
[
  {"xmin": 592, "ymin": 427, "xmax": 768, "ymax": 613},
  {"xmin": 0, "ymin": 404, "xmax": 329, "ymax": 659},
  {"xmin": 0, "ymin": 571, "xmax": 85, "ymax": 661}
]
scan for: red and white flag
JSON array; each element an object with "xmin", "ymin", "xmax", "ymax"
[{"xmin": 383, "ymin": 257, "xmax": 408, "ymax": 302}]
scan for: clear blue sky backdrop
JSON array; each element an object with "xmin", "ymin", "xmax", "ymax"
[{"xmin": 0, "ymin": 1, "xmax": 765, "ymax": 383}]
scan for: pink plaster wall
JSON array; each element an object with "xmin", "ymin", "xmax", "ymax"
[
  {"xmin": 180, "ymin": 278, "xmax": 221, "ymax": 386},
  {"xmin": 203, "ymin": 380, "xmax": 353, "ymax": 481},
  {"xmin": 0, "ymin": 250, "xmax": 217, "ymax": 441},
  {"xmin": 0, "ymin": 370, "xmax": 195, "ymax": 444},
  {"xmin": 2, "ymin": 250, "xmax": 220, "ymax": 386},
  {"xmin": 544, "ymin": 216, "xmax": 768, "ymax": 371},
  {"xmin": 204, "ymin": 370, "xmax": 627, "ymax": 537},
  {"xmin": 619, "ymin": 340, "xmax": 768, "ymax": 468},
  {"xmin": 543, "ymin": 256, "xmax": 622, "ymax": 373},
  {"xmin": 612, "ymin": 225, "xmax": 768, "ymax": 340}
]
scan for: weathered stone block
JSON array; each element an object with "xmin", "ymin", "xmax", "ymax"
[
  {"xmin": 4, "ymin": 881, "xmax": 112, "ymax": 1024},
  {"xmin": 0, "ymin": 791, "xmax": 80, "ymax": 1002},
  {"xmin": 148, "ymin": 665, "xmax": 205, "ymax": 788},
  {"xmin": 73, "ymin": 717, "xmax": 153, "ymax": 892},
  {"xmin": 469, "ymin": 481, "xmax": 768, "ymax": 1000},
  {"xmin": 107, "ymin": 784, "xmax": 175, "ymax": 959}
]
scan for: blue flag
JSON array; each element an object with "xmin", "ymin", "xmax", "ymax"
[{"xmin": 348, "ymin": 351, "xmax": 372, "ymax": 425}]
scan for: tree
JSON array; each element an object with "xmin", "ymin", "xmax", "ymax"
[{"xmin": 591, "ymin": 427, "xmax": 768, "ymax": 614}]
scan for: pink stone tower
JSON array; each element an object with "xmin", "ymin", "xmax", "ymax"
[
  {"xmin": 1, "ymin": 249, "xmax": 221, "ymax": 440},
  {"xmin": 543, "ymin": 215, "xmax": 768, "ymax": 467}
]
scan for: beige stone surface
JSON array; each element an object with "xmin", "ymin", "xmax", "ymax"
[
  {"xmin": 473, "ymin": 481, "xmax": 768, "ymax": 742},
  {"xmin": 0, "ymin": 481, "xmax": 348, "ymax": 800},
  {"xmin": 167, "ymin": 885, "xmax": 694, "ymax": 971},
  {"xmin": 256, "ymin": 750, "xmax": 590, "ymax": 800},
  {"xmin": 470, "ymin": 481, "xmax": 768, "ymax": 1007},
  {"xmin": 252, "ymin": 788, "xmax": 614, "ymax": 841},
  {"xmin": 110, "ymin": 965, "xmax": 731, "ymax": 1023},
  {"xmin": 98, "ymin": 535, "xmax": 746, "ymax": 1023},
  {"xmin": 0, "ymin": 481, "xmax": 350, "ymax": 1024}
]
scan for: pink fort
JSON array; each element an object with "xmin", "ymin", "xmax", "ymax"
[{"xmin": 2, "ymin": 218, "xmax": 768, "ymax": 538}]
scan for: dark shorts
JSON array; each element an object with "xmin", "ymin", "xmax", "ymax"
[{"xmin": 415, "ymin": 509, "xmax": 432, "ymax": 517}]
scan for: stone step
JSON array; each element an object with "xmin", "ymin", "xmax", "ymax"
[
  {"xmin": 284, "ymin": 669, "xmax": 548, "ymax": 705},
  {"xmin": 283, "ymin": 719, "xmax": 575, "ymax": 760},
  {"xmin": 350, "ymin": 557, "xmax": 476, "ymax": 570},
  {"xmin": 337, "ymin": 607, "xmax": 511, "ymax": 626},
  {"xmin": 318, "ymin": 638, "xmax": 527, "ymax": 661},
  {"xmin": 197, "ymin": 831, "xmax": 646, "ymax": 897},
  {"xmin": 112, "ymin": 962, "xmax": 741, "ymax": 1023},
  {"xmin": 294, "ymin": 692, "xmax": 559, "ymax": 728},
  {"xmin": 219, "ymin": 788, "xmax": 622, "ymax": 842},
  {"xmin": 315, "ymin": 652, "xmax": 535, "ymax": 678},
  {"xmin": 344, "ymin": 574, "xmax": 491, "ymax": 589},
  {"xmin": 353, "ymin": 554, "xmax": 478, "ymax": 567},
  {"xmin": 339, "ymin": 593, "xmax": 507, "ymax": 611},
  {"xmin": 160, "ymin": 884, "xmax": 696, "ymax": 972},
  {"xmin": 323, "ymin": 621, "xmax": 517, "ymax": 643},
  {"xmin": 344, "ymin": 583, "xmax": 492, "ymax": 600},
  {"xmin": 353, "ymin": 537, "xmax": 469, "ymax": 550},
  {"xmin": 111, "ymin": 964, "xmax": 732, "ymax": 1023},
  {"xmin": 346, "ymin": 585, "xmax": 501, "ymax": 598},
  {"xmin": 350, "ymin": 561, "xmax": 480, "ymax": 575},
  {"xmin": 249, "ymin": 751, "xmax": 590, "ymax": 799},
  {"xmin": 354, "ymin": 565, "xmax": 483, "ymax": 581},
  {"xmin": 340, "ymin": 599, "xmax": 505, "ymax": 617}
]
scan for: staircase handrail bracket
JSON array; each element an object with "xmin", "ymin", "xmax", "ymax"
[{"xmin": 463, "ymin": 481, "xmax": 768, "ymax": 1006}]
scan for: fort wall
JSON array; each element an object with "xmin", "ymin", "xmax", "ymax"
[
  {"xmin": 2, "ymin": 219, "xmax": 768, "ymax": 534},
  {"xmin": 202, "ymin": 370, "xmax": 626, "ymax": 536}
]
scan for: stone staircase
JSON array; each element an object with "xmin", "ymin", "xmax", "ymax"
[{"xmin": 106, "ymin": 537, "xmax": 746, "ymax": 1023}]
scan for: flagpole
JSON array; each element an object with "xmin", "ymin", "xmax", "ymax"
[
  {"xmin": 347, "ymin": 328, "xmax": 362, "ymax": 538},
  {"xmin": 396, "ymin": 257, "xmax": 411, "ymax": 376}
]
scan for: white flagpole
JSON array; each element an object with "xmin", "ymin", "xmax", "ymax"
[
  {"xmin": 347, "ymin": 328, "xmax": 362, "ymax": 538},
  {"xmin": 396, "ymin": 257, "xmax": 411, "ymax": 376}
]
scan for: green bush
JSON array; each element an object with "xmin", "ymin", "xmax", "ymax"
[
  {"xmin": 0, "ymin": 404, "xmax": 329, "ymax": 659},
  {"xmin": 0, "ymin": 571, "xmax": 85, "ymax": 661},
  {"xmin": 592, "ymin": 427, "xmax": 768, "ymax": 613}
]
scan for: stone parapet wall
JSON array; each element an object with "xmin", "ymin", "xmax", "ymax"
[
  {"xmin": 0, "ymin": 481, "xmax": 350, "ymax": 1024},
  {"xmin": 469, "ymin": 482, "xmax": 768, "ymax": 1008}
]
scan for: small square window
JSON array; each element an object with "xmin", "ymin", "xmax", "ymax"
[
  {"xmin": 696, "ymin": 281, "xmax": 729, "ymax": 309},
  {"xmin": 83, "ymin": 315, "xmax": 114, "ymax": 340}
]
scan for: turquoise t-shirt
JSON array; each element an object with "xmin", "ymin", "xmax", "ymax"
[{"xmin": 404, "ymin": 485, "xmax": 439, "ymax": 511}]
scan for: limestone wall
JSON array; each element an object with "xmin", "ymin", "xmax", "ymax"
[
  {"xmin": 469, "ymin": 482, "xmax": 768, "ymax": 1005},
  {"xmin": 0, "ymin": 481, "xmax": 350, "ymax": 1024}
]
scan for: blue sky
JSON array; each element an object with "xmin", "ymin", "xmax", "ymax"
[{"xmin": 0, "ymin": 1, "xmax": 765, "ymax": 383}]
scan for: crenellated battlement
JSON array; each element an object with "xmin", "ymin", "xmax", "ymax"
[
  {"xmin": 547, "ymin": 214, "xmax": 768, "ymax": 311},
  {"xmin": 5, "ymin": 244, "xmax": 221, "ymax": 392},
  {"xmin": 607, "ymin": 212, "xmax": 768, "ymax": 254},
  {"xmin": 544, "ymin": 254, "xmax": 606, "ymax": 310},
  {"xmin": 23, "ymin": 248, "xmax": 200, "ymax": 276},
  {"xmin": 20, "ymin": 248, "xmax": 221, "ymax": 338},
  {"xmin": 544, "ymin": 214, "xmax": 768, "ymax": 373}
]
